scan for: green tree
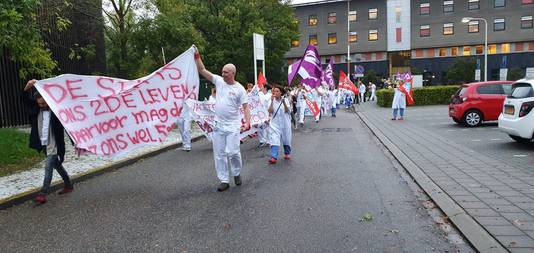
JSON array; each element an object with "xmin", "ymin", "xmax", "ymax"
[
  {"xmin": 0, "ymin": 0, "xmax": 72, "ymax": 79},
  {"xmin": 443, "ymin": 57, "xmax": 476, "ymax": 85},
  {"xmin": 508, "ymin": 68, "xmax": 525, "ymax": 81}
]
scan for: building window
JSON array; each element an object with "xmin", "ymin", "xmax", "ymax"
[
  {"xmin": 443, "ymin": 1, "xmax": 454, "ymax": 13},
  {"xmin": 494, "ymin": 0, "xmax": 505, "ymax": 7},
  {"xmin": 420, "ymin": 25, "xmax": 430, "ymax": 37},
  {"xmin": 327, "ymin": 12, "xmax": 336, "ymax": 24},
  {"xmin": 328, "ymin": 33, "xmax": 337, "ymax": 44},
  {"xmin": 420, "ymin": 3, "xmax": 430, "ymax": 15},
  {"xmin": 501, "ymin": 43, "xmax": 510, "ymax": 53},
  {"xmin": 522, "ymin": 0, "xmax": 533, "ymax": 4},
  {"xmin": 368, "ymin": 30, "xmax": 378, "ymax": 41},
  {"xmin": 395, "ymin": 7, "xmax": 401, "ymax": 23},
  {"xmin": 309, "ymin": 35, "xmax": 318, "ymax": 46},
  {"xmin": 468, "ymin": 0, "xmax": 479, "ymax": 10},
  {"xmin": 463, "ymin": 46, "xmax": 471, "ymax": 56},
  {"xmin": 369, "ymin": 8, "xmax": 378, "ymax": 20},
  {"xmin": 475, "ymin": 45, "xmax": 484, "ymax": 54},
  {"xmin": 494, "ymin": 18, "xmax": 505, "ymax": 31},
  {"xmin": 439, "ymin": 48, "xmax": 447, "ymax": 56},
  {"xmin": 308, "ymin": 15, "xmax": 318, "ymax": 26},
  {"xmin": 349, "ymin": 32, "xmax": 358, "ymax": 43},
  {"xmin": 468, "ymin": 21, "xmax": 479, "ymax": 33},
  {"xmin": 451, "ymin": 47, "xmax": 458, "ymax": 56},
  {"xmin": 488, "ymin": 44, "xmax": 497, "ymax": 54},
  {"xmin": 443, "ymin": 23, "xmax": 454, "ymax": 35},
  {"xmin": 291, "ymin": 39, "xmax": 300, "ymax": 47},
  {"xmin": 349, "ymin": 11, "xmax": 357, "ymax": 22},
  {"xmin": 521, "ymin": 16, "xmax": 533, "ymax": 29}
]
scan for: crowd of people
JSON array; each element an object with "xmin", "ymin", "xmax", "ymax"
[{"xmin": 22, "ymin": 46, "xmax": 411, "ymax": 202}]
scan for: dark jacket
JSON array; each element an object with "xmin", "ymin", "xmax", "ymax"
[{"xmin": 21, "ymin": 87, "xmax": 66, "ymax": 162}]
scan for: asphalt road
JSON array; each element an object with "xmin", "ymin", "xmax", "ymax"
[
  {"xmin": 0, "ymin": 110, "xmax": 472, "ymax": 252},
  {"xmin": 405, "ymin": 105, "xmax": 534, "ymax": 169}
]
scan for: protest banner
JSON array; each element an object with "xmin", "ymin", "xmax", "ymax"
[
  {"xmin": 186, "ymin": 85, "xmax": 269, "ymax": 141},
  {"xmin": 34, "ymin": 46, "xmax": 199, "ymax": 157}
]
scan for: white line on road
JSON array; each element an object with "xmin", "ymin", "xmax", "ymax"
[
  {"xmin": 490, "ymin": 139, "xmax": 502, "ymax": 141},
  {"xmin": 471, "ymin": 140, "xmax": 482, "ymax": 142},
  {"xmin": 514, "ymin": 154, "xmax": 528, "ymax": 157}
]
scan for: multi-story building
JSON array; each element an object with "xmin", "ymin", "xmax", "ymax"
[{"xmin": 286, "ymin": 0, "xmax": 534, "ymax": 84}]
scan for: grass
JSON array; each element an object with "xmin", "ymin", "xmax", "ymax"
[{"xmin": 0, "ymin": 128, "xmax": 44, "ymax": 177}]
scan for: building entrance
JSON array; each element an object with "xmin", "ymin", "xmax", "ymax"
[{"xmin": 389, "ymin": 51, "xmax": 411, "ymax": 79}]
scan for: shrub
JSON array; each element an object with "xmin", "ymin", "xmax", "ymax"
[{"xmin": 376, "ymin": 85, "xmax": 461, "ymax": 107}]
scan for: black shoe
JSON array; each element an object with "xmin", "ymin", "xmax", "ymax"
[
  {"xmin": 217, "ymin": 183, "xmax": 230, "ymax": 192},
  {"xmin": 234, "ymin": 176, "xmax": 242, "ymax": 186}
]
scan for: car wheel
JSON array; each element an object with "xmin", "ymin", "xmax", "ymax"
[
  {"xmin": 463, "ymin": 110, "xmax": 482, "ymax": 127},
  {"xmin": 509, "ymin": 135, "xmax": 532, "ymax": 143}
]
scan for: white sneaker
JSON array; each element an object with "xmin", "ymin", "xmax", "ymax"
[{"xmin": 182, "ymin": 146, "xmax": 191, "ymax": 152}]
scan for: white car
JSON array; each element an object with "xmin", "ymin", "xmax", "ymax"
[{"xmin": 498, "ymin": 79, "xmax": 534, "ymax": 142}]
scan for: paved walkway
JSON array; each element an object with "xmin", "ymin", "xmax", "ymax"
[{"xmin": 356, "ymin": 102, "xmax": 534, "ymax": 253}]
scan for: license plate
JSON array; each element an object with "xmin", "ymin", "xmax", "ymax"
[{"xmin": 504, "ymin": 105, "xmax": 514, "ymax": 115}]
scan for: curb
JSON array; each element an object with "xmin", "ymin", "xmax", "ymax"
[
  {"xmin": 356, "ymin": 111, "xmax": 508, "ymax": 253},
  {"xmin": 0, "ymin": 135, "xmax": 205, "ymax": 210}
]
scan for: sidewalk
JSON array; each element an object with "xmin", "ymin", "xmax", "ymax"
[
  {"xmin": 356, "ymin": 101, "xmax": 534, "ymax": 253},
  {"xmin": 0, "ymin": 126, "xmax": 204, "ymax": 208}
]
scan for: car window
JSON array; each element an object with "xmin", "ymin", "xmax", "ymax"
[
  {"xmin": 511, "ymin": 83, "xmax": 534, "ymax": 98},
  {"xmin": 476, "ymin": 84, "xmax": 504, "ymax": 95},
  {"xmin": 502, "ymin": 84, "xmax": 512, "ymax": 95},
  {"xmin": 458, "ymin": 87, "xmax": 468, "ymax": 96}
]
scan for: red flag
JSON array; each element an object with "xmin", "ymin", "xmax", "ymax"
[
  {"xmin": 398, "ymin": 80, "xmax": 415, "ymax": 105},
  {"xmin": 304, "ymin": 93, "xmax": 320, "ymax": 117},
  {"xmin": 257, "ymin": 71, "xmax": 267, "ymax": 88},
  {"xmin": 338, "ymin": 71, "xmax": 359, "ymax": 94}
]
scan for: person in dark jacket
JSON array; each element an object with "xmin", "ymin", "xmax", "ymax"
[{"xmin": 22, "ymin": 79, "xmax": 73, "ymax": 204}]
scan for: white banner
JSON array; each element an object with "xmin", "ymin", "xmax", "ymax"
[
  {"xmin": 35, "ymin": 46, "xmax": 199, "ymax": 157},
  {"xmin": 186, "ymin": 86, "xmax": 269, "ymax": 141}
]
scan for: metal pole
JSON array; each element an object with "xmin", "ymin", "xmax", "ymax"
[
  {"xmin": 483, "ymin": 18, "xmax": 488, "ymax": 82},
  {"xmin": 347, "ymin": 0, "xmax": 350, "ymax": 78}
]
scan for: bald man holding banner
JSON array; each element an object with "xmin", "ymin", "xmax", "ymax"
[{"xmin": 193, "ymin": 46, "xmax": 251, "ymax": 192}]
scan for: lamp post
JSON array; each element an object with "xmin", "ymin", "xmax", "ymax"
[
  {"xmin": 462, "ymin": 17, "xmax": 488, "ymax": 81},
  {"xmin": 347, "ymin": 0, "xmax": 350, "ymax": 78}
]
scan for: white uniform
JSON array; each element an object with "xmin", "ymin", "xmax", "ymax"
[
  {"xmin": 211, "ymin": 75, "xmax": 248, "ymax": 183},
  {"xmin": 313, "ymin": 88, "xmax": 323, "ymax": 121},
  {"xmin": 258, "ymin": 90, "xmax": 271, "ymax": 144},
  {"xmin": 177, "ymin": 101, "xmax": 193, "ymax": 150},
  {"xmin": 297, "ymin": 90, "xmax": 306, "ymax": 124},
  {"xmin": 359, "ymin": 84, "xmax": 366, "ymax": 102},
  {"xmin": 391, "ymin": 88, "xmax": 406, "ymax": 109},
  {"xmin": 370, "ymin": 84, "xmax": 377, "ymax": 101},
  {"xmin": 268, "ymin": 97, "xmax": 292, "ymax": 147}
]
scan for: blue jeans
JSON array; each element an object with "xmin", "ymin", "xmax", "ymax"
[
  {"xmin": 331, "ymin": 108, "xmax": 336, "ymax": 116},
  {"xmin": 41, "ymin": 155, "xmax": 72, "ymax": 194},
  {"xmin": 392, "ymin": 108, "xmax": 405, "ymax": 119},
  {"xmin": 270, "ymin": 145, "xmax": 291, "ymax": 159}
]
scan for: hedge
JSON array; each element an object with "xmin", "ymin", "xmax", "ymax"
[{"xmin": 376, "ymin": 85, "xmax": 461, "ymax": 107}]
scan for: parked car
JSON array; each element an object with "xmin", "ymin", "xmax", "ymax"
[
  {"xmin": 498, "ymin": 79, "xmax": 534, "ymax": 142},
  {"xmin": 449, "ymin": 81, "xmax": 514, "ymax": 127}
]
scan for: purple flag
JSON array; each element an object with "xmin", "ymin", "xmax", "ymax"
[
  {"xmin": 287, "ymin": 45, "xmax": 322, "ymax": 88},
  {"xmin": 323, "ymin": 56, "xmax": 335, "ymax": 88}
]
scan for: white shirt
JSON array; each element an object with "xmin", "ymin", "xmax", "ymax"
[
  {"xmin": 359, "ymin": 84, "xmax": 366, "ymax": 93},
  {"xmin": 212, "ymin": 75, "xmax": 248, "ymax": 131}
]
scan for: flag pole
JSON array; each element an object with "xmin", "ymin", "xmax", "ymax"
[{"xmin": 346, "ymin": 0, "xmax": 350, "ymax": 80}]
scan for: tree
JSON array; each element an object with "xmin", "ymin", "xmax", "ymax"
[
  {"xmin": 507, "ymin": 68, "xmax": 525, "ymax": 81},
  {"xmin": 444, "ymin": 57, "xmax": 476, "ymax": 85},
  {"xmin": 0, "ymin": 0, "xmax": 72, "ymax": 79}
]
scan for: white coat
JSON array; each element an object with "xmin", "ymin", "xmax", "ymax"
[
  {"xmin": 269, "ymin": 97, "xmax": 292, "ymax": 147},
  {"xmin": 391, "ymin": 88, "xmax": 406, "ymax": 109}
]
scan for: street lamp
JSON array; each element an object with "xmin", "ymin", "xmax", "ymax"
[{"xmin": 462, "ymin": 17, "xmax": 488, "ymax": 81}]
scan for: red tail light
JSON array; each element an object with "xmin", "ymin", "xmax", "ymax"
[{"xmin": 519, "ymin": 101, "xmax": 534, "ymax": 117}]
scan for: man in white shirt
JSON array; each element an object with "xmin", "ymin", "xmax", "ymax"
[
  {"xmin": 258, "ymin": 84, "xmax": 271, "ymax": 147},
  {"xmin": 194, "ymin": 48, "xmax": 251, "ymax": 192},
  {"xmin": 359, "ymin": 81, "xmax": 366, "ymax": 103},
  {"xmin": 369, "ymin": 82, "xmax": 377, "ymax": 101}
]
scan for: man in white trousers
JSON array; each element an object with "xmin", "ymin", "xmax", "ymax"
[
  {"xmin": 369, "ymin": 82, "xmax": 377, "ymax": 101},
  {"xmin": 194, "ymin": 47, "xmax": 251, "ymax": 192},
  {"xmin": 359, "ymin": 81, "xmax": 366, "ymax": 103},
  {"xmin": 177, "ymin": 102, "xmax": 193, "ymax": 151}
]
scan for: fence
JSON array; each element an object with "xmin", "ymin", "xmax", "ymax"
[{"xmin": 0, "ymin": 0, "xmax": 105, "ymax": 128}]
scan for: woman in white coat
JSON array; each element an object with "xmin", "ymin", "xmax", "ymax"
[
  {"xmin": 268, "ymin": 86, "xmax": 292, "ymax": 164},
  {"xmin": 391, "ymin": 82, "xmax": 406, "ymax": 120}
]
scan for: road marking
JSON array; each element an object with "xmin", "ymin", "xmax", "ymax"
[
  {"xmin": 514, "ymin": 154, "xmax": 528, "ymax": 157},
  {"xmin": 471, "ymin": 140, "xmax": 481, "ymax": 142},
  {"xmin": 447, "ymin": 130, "xmax": 456, "ymax": 132},
  {"xmin": 461, "ymin": 129, "xmax": 469, "ymax": 131},
  {"xmin": 490, "ymin": 139, "xmax": 502, "ymax": 141}
]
